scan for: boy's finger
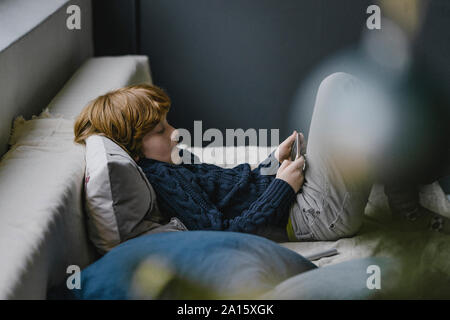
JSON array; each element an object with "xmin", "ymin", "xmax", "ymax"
[
  {"xmin": 280, "ymin": 159, "xmax": 291, "ymax": 170},
  {"xmin": 293, "ymin": 155, "xmax": 305, "ymax": 167},
  {"xmin": 288, "ymin": 131, "xmax": 297, "ymax": 142},
  {"xmin": 287, "ymin": 131, "xmax": 297, "ymax": 147}
]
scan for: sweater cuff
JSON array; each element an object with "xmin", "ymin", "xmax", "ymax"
[{"xmin": 258, "ymin": 178, "xmax": 296, "ymax": 210}]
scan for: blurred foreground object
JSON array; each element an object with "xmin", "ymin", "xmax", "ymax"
[{"xmin": 289, "ymin": 1, "xmax": 450, "ymax": 188}]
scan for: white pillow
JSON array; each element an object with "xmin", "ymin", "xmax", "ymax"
[
  {"xmin": 7, "ymin": 110, "xmax": 73, "ymax": 148},
  {"xmin": 84, "ymin": 135, "xmax": 166, "ymax": 254}
]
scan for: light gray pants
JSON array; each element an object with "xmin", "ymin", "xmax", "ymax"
[{"xmin": 289, "ymin": 72, "xmax": 376, "ymax": 241}]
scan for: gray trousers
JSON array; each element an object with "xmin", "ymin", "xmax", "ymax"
[{"xmin": 289, "ymin": 72, "xmax": 376, "ymax": 241}]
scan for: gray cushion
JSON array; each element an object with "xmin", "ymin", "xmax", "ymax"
[{"xmin": 84, "ymin": 135, "xmax": 166, "ymax": 254}]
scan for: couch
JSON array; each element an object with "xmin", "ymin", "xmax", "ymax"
[{"xmin": 2, "ymin": 54, "xmax": 450, "ymax": 299}]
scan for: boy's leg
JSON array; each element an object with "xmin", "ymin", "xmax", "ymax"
[{"xmin": 288, "ymin": 72, "xmax": 375, "ymax": 241}]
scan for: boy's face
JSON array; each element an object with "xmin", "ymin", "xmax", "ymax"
[{"xmin": 139, "ymin": 115, "xmax": 179, "ymax": 163}]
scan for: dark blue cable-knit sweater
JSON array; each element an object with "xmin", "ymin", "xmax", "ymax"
[{"xmin": 137, "ymin": 151, "xmax": 296, "ymax": 234}]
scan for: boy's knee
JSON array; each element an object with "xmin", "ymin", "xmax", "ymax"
[
  {"xmin": 317, "ymin": 72, "xmax": 361, "ymax": 101},
  {"xmin": 322, "ymin": 72, "xmax": 354, "ymax": 84}
]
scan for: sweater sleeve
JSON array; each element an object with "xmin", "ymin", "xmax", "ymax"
[
  {"xmin": 251, "ymin": 149, "xmax": 280, "ymax": 176},
  {"xmin": 223, "ymin": 178, "xmax": 296, "ymax": 233}
]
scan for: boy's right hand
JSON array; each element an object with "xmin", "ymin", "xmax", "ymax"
[{"xmin": 276, "ymin": 156, "xmax": 305, "ymax": 193}]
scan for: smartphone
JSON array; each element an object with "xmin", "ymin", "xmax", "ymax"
[{"xmin": 290, "ymin": 132, "xmax": 302, "ymax": 161}]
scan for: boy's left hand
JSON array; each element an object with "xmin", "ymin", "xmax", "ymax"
[{"xmin": 275, "ymin": 131, "xmax": 304, "ymax": 163}]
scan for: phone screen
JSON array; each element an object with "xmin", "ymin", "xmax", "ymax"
[{"xmin": 290, "ymin": 133, "xmax": 301, "ymax": 161}]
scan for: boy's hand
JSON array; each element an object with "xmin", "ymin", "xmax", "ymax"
[
  {"xmin": 276, "ymin": 156, "xmax": 306, "ymax": 193},
  {"xmin": 275, "ymin": 131, "xmax": 304, "ymax": 163}
]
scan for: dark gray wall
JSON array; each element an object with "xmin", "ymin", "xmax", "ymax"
[
  {"xmin": 139, "ymin": 0, "xmax": 371, "ymax": 143},
  {"xmin": 92, "ymin": 0, "xmax": 450, "ymax": 143},
  {"xmin": 92, "ymin": 0, "xmax": 450, "ymax": 191},
  {"xmin": 93, "ymin": 0, "xmax": 139, "ymax": 55}
]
